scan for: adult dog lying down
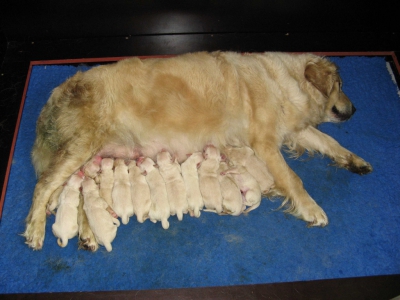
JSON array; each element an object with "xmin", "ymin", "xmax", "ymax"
[{"xmin": 24, "ymin": 51, "xmax": 372, "ymax": 250}]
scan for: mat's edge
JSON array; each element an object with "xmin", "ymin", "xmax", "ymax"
[
  {"xmin": 1, "ymin": 274, "xmax": 400, "ymax": 300},
  {"xmin": 0, "ymin": 63, "xmax": 33, "ymax": 220}
]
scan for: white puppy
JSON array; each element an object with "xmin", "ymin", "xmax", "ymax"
[
  {"xmin": 181, "ymin": 152, "xmax": 204, "ymax": 217},
  {"xmin": 81, "ymin": 177, "xmax": 120, "ymax": 252},
  {"xmin": 218, "ymin": 161, "xmax": 244, "ymax": 216},
  {"xmin": 128, "ymin": 160, "xmax": 151, "ymax": 223},
  {"xmin": 198, "ymin": 145, "xmax": 223, "ymax": 213},
  {"xmin": 157, "ymin": 151, "xmax": 188, "ymax": 221},
  {"xmin": 225, "ymin": 146, "xmax": 274, "ymax": 194},
  {"xmin": 112, "ymin": 159, "xmax": 133, "ymax": 225},
  {"xmin": 137, "ymin": 157, "xmax": 170, "ymax": 229},
  {"xmin": 99, "ymin": 157, "xmax": 114, "ymax": 207},
  {"xmin": 221, "ymin": 165, "xmax": 262, "ymax": 212},
  {"xmin": 52, "ymin": 170, "xmax": 84, "ymax": 247}
]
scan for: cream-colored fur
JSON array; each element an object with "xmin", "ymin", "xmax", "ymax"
[
  {"xmin": 181, "ymin": 152, "xmax": 204, "ymax": 217},
  {"xmin": 25, "ymin": 51, "xmax": 372, "ymax": 249},
  {"xmin": 137, "ymin": 157, "xmax": 170, "ymax": 229},
  {"xmin": 112, "ymin": 159, "xmax": 133, "ymax": 225},
  {"xmin": 198, "ymin": 145, "xmax": 223, "ymax": 213},
  {"xmin": 225, "ymin": 146, "xmax": 274, "ymax": 194},
  {"xmin": 77, "ymin": 193, "xmax": 98, "ymax": 252},
  {"xmin": 81, "ymin": 177, "xmax": 120, "ymax": 252},
  {"xmin": 218, "ymin": 161, "xmax": 244, "ymax": 216},
  {"xmin": 127, "ymin": 160, "xmax": 151, "ymax": 223},
  {"xmin": 51, "ymin": 171, "xmax": 84, "ymax": 247},
  {"xmin": 221, "ymin": 166, "xmax": 262, "ymax": 213},
  {"xmin": 83, "ymin": 156, "xmax": 102, "ymax": 179},
  {"xmin": 157, "ymin": 151, "xmax": 188, "ymax": 221},
  {"xmin": 99, "ymin": 158, "xmax": 114, "ymax": 207}
]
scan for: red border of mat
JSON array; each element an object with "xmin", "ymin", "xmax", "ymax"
[{"xmin": 1, "ymin": 51, "xmax": 399, "ymax": 219}]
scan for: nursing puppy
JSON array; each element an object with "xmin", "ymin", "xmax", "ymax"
[
  {"xmin": 221, "ymin": 166, "xmax": 262, "ymax": 213},
  {"xmin": 225, "ymin": 146, "xmax": 274, "ymax": 194},
  {"xmin": 218, "ymin": 161, "xmax": 245, "ymax": 216},
  {"xmin": 99, "ymin": 157, "xmax": 114, "ymax": 207},
  {"xmin": 112, "ymin": 158, "xmax": 133, "ymax": 225},
  {"xmin": 157, "ymin": 150, "xmax": 188, "ymax": 221},
  {"xmin": 51, "ymin": 170, "xmax": 84, "ymax": 247},
  {"xmin": 181, "ymin": 152, "xmax": 204, "ymax": 217},
  {"xmin": 137, "ymin": 157, "xmax": 170, "ymax": 229},
  {"xmin": 77, "ymin": 193, "xmax": 98, "ymax": 252},
  {"xmin": 127, "ymin": 160, "xmax": 151, "ymax": 223},
  {"xmin": 26, "ymin": 51, "xmax": 373, "ymax": 249},
  {"xmin": 81, "ymin": 177, "xmax": 120, "ymax": 252},
  {"xmin": 198, "ymin": 145, "xmax": 223, "ymax": 214},
  {"xmin": 83, "ymin": 155, "xmax": 102, "ymax": 179}
]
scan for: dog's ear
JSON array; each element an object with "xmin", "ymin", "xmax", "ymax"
[{"xmin": 304, "ymin": 60, "xmax": 337, "ymax": 97}]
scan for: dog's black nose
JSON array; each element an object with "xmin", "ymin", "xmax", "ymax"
[{"xmin": 351, "ymin": 105, "xmax": 356, "ymax": 115}]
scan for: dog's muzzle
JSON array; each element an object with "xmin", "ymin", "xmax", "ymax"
[{"xmin": 332, "ymin": 105, "xmax": 356, "ymax": 121}]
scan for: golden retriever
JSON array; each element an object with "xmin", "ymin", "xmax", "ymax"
[{"xmin": 24, "ymin": 51, "xmax": 372, "ymax": 250}]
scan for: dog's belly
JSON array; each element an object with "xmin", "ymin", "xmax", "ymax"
[{"xmin": 97, "ymin": 140, "xmax": 207, "ymax": 163}]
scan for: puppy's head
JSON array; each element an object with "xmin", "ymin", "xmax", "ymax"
[
  {"xmin": 203, "ymin": 145, "xmax": 220, "ymax": 160},
  {"xmin": 305, "ymin": 59, "xmax": 356, "ymax": 123},
  {"xmin": 156, "ymin": 151, "xmax": 172, "ymax": 166}
]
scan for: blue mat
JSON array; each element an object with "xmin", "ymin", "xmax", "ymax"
[{"xmin": 1, "ymin": 56, "xmax": 399, "ymax": 293}]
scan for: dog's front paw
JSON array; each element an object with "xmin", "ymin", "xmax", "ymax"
[
  {"xmin": 346, "ymin": 160, "xmax": 373, "ymax": 175},
  {"xmin": 342, "ymin": 154, "xmax": 373, "ymax": 175}
]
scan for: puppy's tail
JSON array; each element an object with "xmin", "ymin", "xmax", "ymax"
[
  {"xmin": 57, "ymin": 238, "xmax": 68, "ymax": 248},
  {"xmin": 104, "ymin": 242, "xmax": 113, "ymax": 252},
  {"xmin": 161, "ymin": 219, "xmax": 169, "ymax": 230},
  {"xmin": 121, "ymin": 215, "xmax": 129, "ymax": 225},
  {"xmin": 177, "ymin": 211, "xmax": 183, "ymax": 221},
  {"xmin": 194, "ymin": 207, "xmax": 201, "ymax": 218}
]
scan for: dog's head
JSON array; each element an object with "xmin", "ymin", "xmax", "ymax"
[{"xmin": 305, "ymin": 59, "xmax": 356, "ymax": 123}]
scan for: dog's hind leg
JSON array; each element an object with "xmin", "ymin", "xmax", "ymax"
[
  {"xmin": 293, "ymin": 126, "xmax": 373, "ymax": 175},
  {"xmin": 252, "ymin": 141, "xmax": 328, "ymax": 227},
  {"xmin": 23, "ymin": 146, "xmax": 95, "ymax": 250}
]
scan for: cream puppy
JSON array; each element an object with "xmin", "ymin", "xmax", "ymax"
[
  {"xmin": 157, "ymin": 151, "xmax": 188, "ymax": 221},
  {"xmin": 81, "ymin": 177, "xmax": 120, "ymax": 252},
  {"xmin": 225, "ymin": 146, "xmax": 274, "ymax": 194},
  {"xmin": 99, "ymin": 158, "xmax": 114, "ymax": 207},
  {"xmin": 181, "ymin": 152, "xmax": 204, "ymax": 217},
  {"xmin": 77, "ymin": 193, "xmax": 98, "ymax": 252},
  {"xmin": 221, "ymin": 165, "xmax": 262, "ymax": 212},
  {"xmin": 218, "ymin": 161, "xmax": 245, "ymax": 216},
  {"xmin": 127, "ymin": 160, "xmax": 151, "ymax": 223},
  {"xmin": 83, "ymin": 155, "xmax": 102, "ymax": 179},
  {"xmin": 112, "ymin": 159, "xmax": 133, "ymax": 225},
  {"xmin": 52, "ymin": 170, "xmax": 84, "ymax": 247},
  {"xmin": 137, "ymin": 157, "xmax": 170, "ymax": 229},
  {"xmin": 198, "ymin": 145, "xmax": 223, "ymax": 213}
]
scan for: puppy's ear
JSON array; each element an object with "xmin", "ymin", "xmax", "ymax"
[{"xmin": 304, "ymin": 60, "xmax": 337, "ymax": 97}]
